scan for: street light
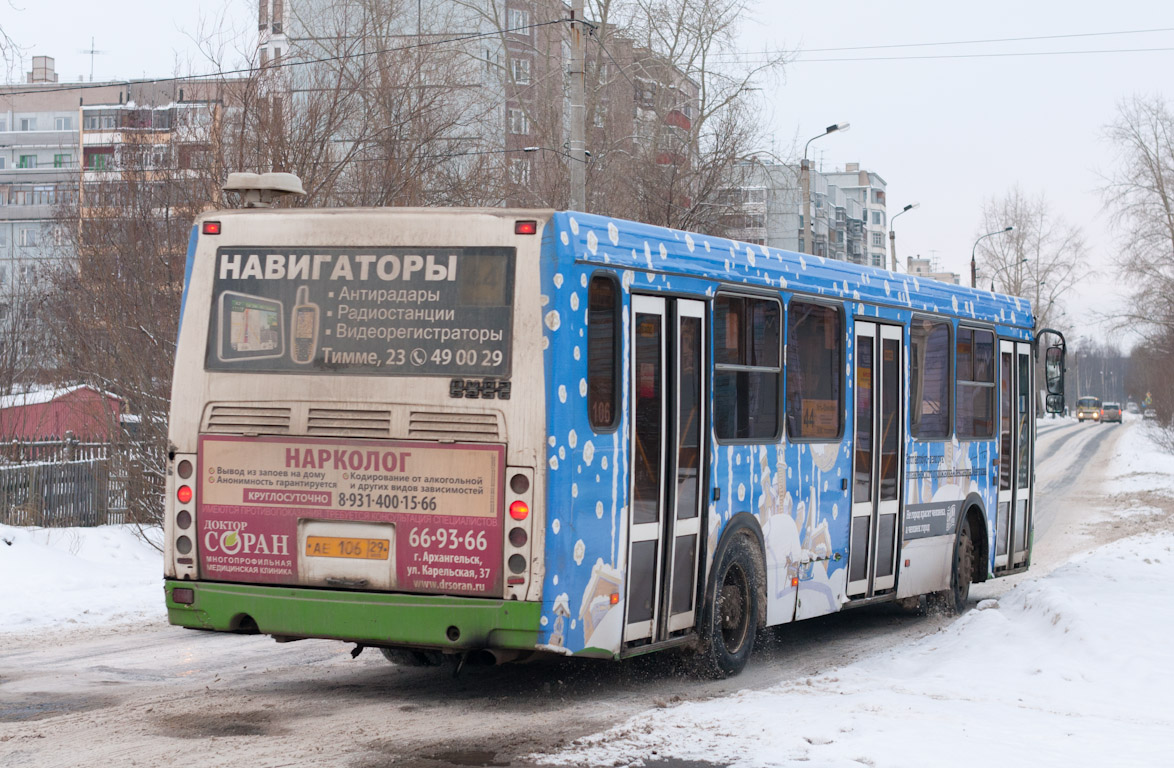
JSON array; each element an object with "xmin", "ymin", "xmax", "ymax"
[
  {"xmin": 989, "ymin": 257, "xmax": 1028, "ymax": 292},
  {"xmin": 970, "ymin": 226, "xmax": 1013, "ymax": 288},
  {"xmin": 801, "ymin": 122, "xmax": 850, "ymax": 255},
  {"xmin": 888, "ymin": 202, "xmax": 919, "ymax": 272}
]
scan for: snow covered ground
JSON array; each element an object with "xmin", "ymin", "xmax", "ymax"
[
  {"xmin": 0, "ymin": 524, "xmax": 164, "ymax": 634},
  {"xmin": 3, "ymin": 421, "xmax": 1174, "ymax": 768},
  {"xmin": 537, "ymin": 421, "xmax": 1174, "ymax": 768}
]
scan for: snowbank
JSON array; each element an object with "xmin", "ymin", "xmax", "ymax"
[
  {"xmin": 1106, "ymin": 421, "xmax": 1174, "ymax": 497},
  {"xmin": 0, "ymin": 524, "xmax": 164, "ymax": 634},
  {"xmin": 538, "ymin": 531, "xmax": 1174, "ymax": 768}
]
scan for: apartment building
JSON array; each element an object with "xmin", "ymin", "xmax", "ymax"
[
  {"xmin": 258, "ymin": 0, "xmax": 699, "ymax": 208},
  {"xmin": 823, "ymin": 164, "xmax": 888, "ymax": 268},
  {"xmin": 1, "ymin": 56, "xmax": 225, "ymax": 313},
  {"xmin": 722, "ymin": 156, "xmax": 875, "ymax": 264}
]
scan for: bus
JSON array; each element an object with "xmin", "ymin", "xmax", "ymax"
[
  {"xmin": 1075, "ymin": 396, "xmax": 1102, "ymax": 422},
  {"xmin": 163, "ymin": 173, "xmax": 1066, "ymax": 677}
]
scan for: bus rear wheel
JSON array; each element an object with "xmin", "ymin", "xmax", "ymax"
[
  {"xmin": 695, "ymin": 535, "xmax": 758, "ymax": 678},
  {"xmin": 928, "ymin": 517, "xmax": 974, "ymax": 615}
]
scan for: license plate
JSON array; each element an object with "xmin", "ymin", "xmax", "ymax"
[{"xmin": 305, "ymin": 536, "xmax": 390, "ymax": 560}]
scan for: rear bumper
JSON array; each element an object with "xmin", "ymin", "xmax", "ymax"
[{"xmin": 165, "ymin": 580, "xmax": 541, "ymax": 651}]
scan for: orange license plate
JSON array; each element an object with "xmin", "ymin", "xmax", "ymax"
[{"xmin": 305, "ymin": 536, "xmax": 390, "ymax": 560}]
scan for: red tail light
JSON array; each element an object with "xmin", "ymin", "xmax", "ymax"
[
  {"xmin": 515, "ymin": 220, "xmax": 538, "ymax": 235},
  {"xmin": 202, "ymin": 221, "xmax": 221, "ymax": 235},
  {"xmin": 509, "ymin": 500, "xmax": 529, "ymax": 521}
]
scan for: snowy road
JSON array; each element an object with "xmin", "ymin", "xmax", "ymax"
[{"xmin": 2, "ymin": 419, "xmax": 1170, "ymax": 768}]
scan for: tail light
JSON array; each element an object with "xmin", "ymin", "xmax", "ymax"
[
  {"xmin": 504, "ymin": 467, "xmax": 535, "ymax": 599},
  {"xmin": 168, "ymin": 453, "xmax": 199, "ymax": 581}
]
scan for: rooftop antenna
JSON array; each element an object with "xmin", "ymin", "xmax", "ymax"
[{"xmin": 80, "ymin": 37, "xmax": 107, "ymax": 82}]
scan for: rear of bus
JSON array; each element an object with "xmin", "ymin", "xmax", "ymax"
[
  {"xmin": 1076, "ymin": 396, "xmax": 1101, "ymax": 422},
  {"xmin": 164, "ymin": 207, "xmax": 551, "ymax": 657}
]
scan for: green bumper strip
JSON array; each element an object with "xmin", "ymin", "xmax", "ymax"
[{"xmin": 165, "ymin": 581, "xmax": 541, "ymax": 651}]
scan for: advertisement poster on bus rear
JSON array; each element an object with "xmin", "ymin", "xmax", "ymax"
[{"xmin": 196, "ymin": 435, "xmax": 504, "ymax": 596}]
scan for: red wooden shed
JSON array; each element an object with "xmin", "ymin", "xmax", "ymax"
[{"xmin": 0, "ymin": 385, "xmax": 124, "ymax": 442}]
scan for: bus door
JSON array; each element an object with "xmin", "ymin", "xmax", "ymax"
[
  {"xmin": 847, "ymin": 321, "xmax": 903, "ymax": 598},
  {"xmin": 996, "ymin": 340, "xmax": 1033, "ymax": 569},
  {"xmin": 625, "ymin": 296, "xmax": 706, "ymax": 644}
]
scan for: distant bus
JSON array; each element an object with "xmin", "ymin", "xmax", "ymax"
[
  {"xmin": 1076, "ymin": 396, "xmax": 1102, "ymax": 422},
  {"xmin": 163, "ymin": 175, "xmax": 1066, "ymax": 677}
]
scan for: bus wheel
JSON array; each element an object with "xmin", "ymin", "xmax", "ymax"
[
  {"xmin": 928, "ymin": 517, "xmax": 975, "ymax": 615},
  {"xmin": 695, "ymin": 536, "xmax": 758, "ymax": 678}
]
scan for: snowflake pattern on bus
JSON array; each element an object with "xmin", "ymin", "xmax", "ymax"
[{"xmin": 536, "ymin": 212, "xmax": 1034, "ymax": 657}]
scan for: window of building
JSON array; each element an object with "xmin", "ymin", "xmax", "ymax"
[
  {"xmin": 33, "ymin": 186, "xmax": 54, "ymax": 205},
  {"xmin": 872, "ymin": 189, "xmax": 885, "ymax": 204},
  {"xmin": 744, "ymin": 188, "xmax": 766, "ymax": 204},
  {"xmin": 511, "ymin": 58, "xmax": 531, "ymax": 85},
  {"xmin": 55, "ymin": 116, "xmax": 72, "ymax": 131},
  {"xmin": 587, "ymin": 274, "xmax": 619, "ymax": 430},
  {"xmin": 509, "ymin": 158, "xmax": 530, "ymax": 185},
  {"xmin": 871, "ymin": 232, "xmax": 884, "ymax": 247},
  {"xmin": 507, "ymin": 8, "xmax": 530, "ymax": 30},
  {"xmin": 872, "ymin": 210, "xmax": 884, "ymax": 226},
  {"xmin": 911, "ymin": 317, "xmax": 952, "ymax": 438},
  {"xmin": 19, "ymin": 118, "xmax": 36, "ymax": 131},
  {"xmin": 714, "ymin": 294, "xmax": 781, "ymax": 441},
  {"xmin": 956, "ymin": 327, "xmax": 995, "ymax": 438},
  {"xmin": 0, "ymin": 119, "xmax": 7, "ymax": 131},
  {"xmin": 53, "ymin": 154, "xmax": 72, "ymax": 168},
  {"xmin": 0, "ymin": 157, "xmax": 6, "ymax": 170},
  {"xmin": 87, "ymin": 153, "xmax": 111, "ymax": 170},
  {"xmin": 786, "ymin": 301, "xmax": 843, "ymax": 440},
  {"xmin": 508, "ymin": 108, "xmax": 528, "ymax": 135},
  {"xmin": 0, "ymin": 228, "xmax": 7, "ymax": 247},
  {"xmin": 17, "ymin": 227, "xmax": 39, "ymax": 247},
  {"xmin": 871, "ymin": 253, "xmax": 884, "ymax": 268},
  {"xmin": 18, "ymin": 155, "xmax": 36, "ymax": 169}
]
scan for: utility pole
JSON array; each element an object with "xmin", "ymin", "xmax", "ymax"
[{"xmin": 568, "ymin": 0, "xmax": 586, "ymax": 211}]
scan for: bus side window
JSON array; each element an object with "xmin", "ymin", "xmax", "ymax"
[
  {"xmin": 911, "ymin": 317, "xmax": 952, "ymax": 438},
  {"xmin": 786, "ymin": 301, "xmax": 843, "ymax": 440},
  {"xmin": 588, "ymin": 274, "xmax": 619, "ymax": 430},
  {"xmin": 714, "ymin": 294, "xmax": 781, "ymax": 441},
  {"xmin": 956, "ymin": 327, "xmax": 995, "ymax": 439}
]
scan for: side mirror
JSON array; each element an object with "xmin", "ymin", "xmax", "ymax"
[{"xmin": 1038, "ymin": 328, "xmax": 1066, "ymax": 415}]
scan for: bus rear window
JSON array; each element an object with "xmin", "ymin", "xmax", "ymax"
[{"xmin": 204, "ymin": 246, "xmax": 514, "ymax": 376}]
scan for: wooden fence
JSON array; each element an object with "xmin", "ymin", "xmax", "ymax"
[{"xmin": 0, "ymin": 439, "xmax": 129, "ymax": 527}]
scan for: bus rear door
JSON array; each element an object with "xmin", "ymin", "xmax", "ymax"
[{"xmin": 625, "ymin": 296, "xmax": 706, "ymax": 644}]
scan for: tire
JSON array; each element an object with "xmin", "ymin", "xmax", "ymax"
[
  {"xmin": 694, "ymin": 535, "xmax": 759, "ymax": 678},
  {"xmin": 928, "ymin": 517, "xmax": 975, "ymax": 615}
]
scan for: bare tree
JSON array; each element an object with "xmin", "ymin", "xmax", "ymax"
[
  {"xmin": 43, "ymin": 101, "xmax": 222, "ymax": 527},
  {"xmin": 975, "ymin": 185, "xmax": 1087, "ymax": 333},
  {"xmin": 1103, "ymin": 95, "xmax": 1174, "ymax": 344},
  {"xmin": 1102, "ymin": 94, "xmax": 1174, "ymax": 436},
  {"xmin": 458, "ymin": 0, "xmax": 784, "ymax": 231}
]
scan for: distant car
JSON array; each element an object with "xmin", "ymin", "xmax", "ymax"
[
  {"xmin": 1101, "ymin": 402, "xmax": 1123, "ymax": 423},
  {"xmin": 1127, "ymin": 402, "xmax": 1141, "ymax": 414},
  {"xmin": 1144, "ymin": 408, "xmax": 1158, "ymax": 420}
]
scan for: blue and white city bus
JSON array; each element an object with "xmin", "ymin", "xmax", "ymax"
[{"xmin": 164, "ymin": 174, "xmax": 1066, "ymax": 677}]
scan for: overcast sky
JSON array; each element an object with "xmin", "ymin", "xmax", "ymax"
[{"xmin": 5, "ymin": 0, "xmax": 1169, "ymax": 344}]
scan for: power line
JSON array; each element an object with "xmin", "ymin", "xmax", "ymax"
[
  {"xmin": 772, "ymin": 46, "xmax": 1174, "ymax": 64},
  {"xmin": 705, "ymin": 25, "xmax": 1174, "ymax": 59},
  {"xmin": 0, "ymin": 20, "xmax": 569, "ymax": 98}
]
